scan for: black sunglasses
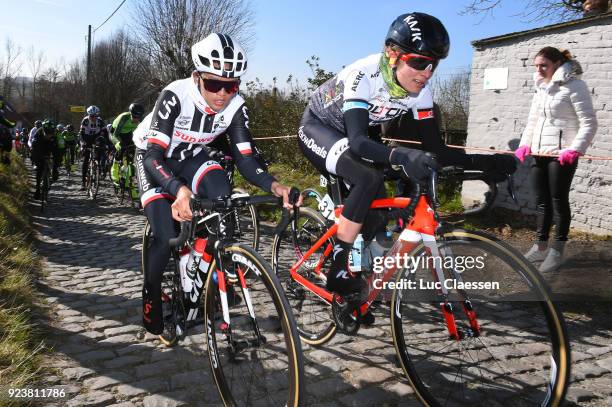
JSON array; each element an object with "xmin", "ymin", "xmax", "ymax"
[{"xmin": 200, "ymin": 76, "xmax": 240, "ymax": 94}]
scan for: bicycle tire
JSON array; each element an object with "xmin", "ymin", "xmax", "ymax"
[
  {"xmin": 64, "ymin": 150, "xmax": 71, "ymax": 178},
  {"xmin": 204, "ymin": 243, "xmax": 304, "ymax": 407},
  {"xmin": 272, "ymin": 206, "xmax": 337, "ymax": 346},
  {"xmin": 232, "ymin": 187, "xmax": 259, "ymax": 250},
  {"xmin": 89, "ymin": 160, "xmax": 99, "ymax": 199},
  {"xmin": 390, "ymin": 229, "xmax": 570, "ymax": 407},
  {"xmin": 302, "ymin": 187, "xmax": 323, "ymax": 211},
  {"xmin": 40, "ymin": 162, "xmax": 50, "ymax": 212}
]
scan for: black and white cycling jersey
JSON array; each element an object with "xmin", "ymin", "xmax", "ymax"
[
  {"xmin": 134, "ymin": 77, "xmax": 274, "ymax": 198},
  {"xmin": 79, "ymin": 116, "xmax": 106, "ymax": 145}
]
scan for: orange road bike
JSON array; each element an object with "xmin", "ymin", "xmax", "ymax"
[{"xmin": 272, "ymin": 172, "xmax": 570, "ymax": 407}]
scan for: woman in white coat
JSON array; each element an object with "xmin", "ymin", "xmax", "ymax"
[{"xmin": 515, "ymin": 46, "xmax": 597, "ymax": 272}]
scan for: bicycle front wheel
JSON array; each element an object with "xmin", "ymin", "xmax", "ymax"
[
  {"xmin": 390, "ymin": 229, "xmax": 570, "ymax": 407},
  {"xmin": 89, "ymin": 161, "xmax": 99, "ymax": 199},
  {"xmin": 41, "ymin": 163, "xmax": 50, "ymax": 212},
  {"xmin": 204, "ymin": 243, "xmax": 304, "ymax": 407}
]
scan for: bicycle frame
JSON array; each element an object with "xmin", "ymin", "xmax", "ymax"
[{"xmin": 288, "ymin": 193, "xmax": 481, "ymax": 340}]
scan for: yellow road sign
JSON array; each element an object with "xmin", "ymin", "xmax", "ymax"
[{"xmin": 69, "ymin": 105, "xmax": 86, "ymax": 113}]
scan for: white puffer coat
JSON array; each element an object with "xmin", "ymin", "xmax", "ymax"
[{"xmin": 519, "ymin": 60, "xmax": 597, "ymax": 155}]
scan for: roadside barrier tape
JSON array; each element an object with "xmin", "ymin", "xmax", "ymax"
[{"xmin": 250, "ymin": 134, "xmax": 612, "ymax": 161}]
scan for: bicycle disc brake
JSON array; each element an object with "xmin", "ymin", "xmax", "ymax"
[{"xmin": 331, "ymin": 294, "xmax": 361, "ymax": 335}]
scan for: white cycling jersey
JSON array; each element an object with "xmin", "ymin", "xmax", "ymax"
[{"xmin": 308, "ymin": 53, "xmax": 435, "ymax": 133}]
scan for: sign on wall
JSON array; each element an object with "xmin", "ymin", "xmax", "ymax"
[
  {"xmin": 69, "ymin": 105, "xmax": 86, "ymax": 113},
  {"xmin": 483, "ymin": 68, "xmax": 509, "ymax": 90}
]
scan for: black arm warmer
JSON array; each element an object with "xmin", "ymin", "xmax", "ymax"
[{"xmin": 343, "ymin": 107, "xmax": 392, "ymax": 163}]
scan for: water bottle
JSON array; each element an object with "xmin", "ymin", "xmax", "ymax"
[
  {"xmin": 348, "ymin": 234, "xmax": 364, "ymax": 272},
  {"xmin": 178, "ymin": 247, "xmax": 191, "ymax": 291},
  {"xmin": 363, "ymin": 231, "xmax": 393, "ymax": 272}
]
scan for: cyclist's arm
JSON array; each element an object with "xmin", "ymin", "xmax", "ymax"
[
  {"xmin": 342, "ymin": 69, "xmax": 392, "ymax": 163},
  {"xmin": 143, "ymin": 89, "xmax": 184, "ymax": 197},
  {"xmin": 111, "ymin": 113, "xmax": 128, "ymax": 145},
  {"xmin": 79, "ymin": 118, "xmax": 87, "ymax": 143},
  {"xmin": 415, "ymin": 111, "xmax": 473, "ymax": 168},
  {"xmin": 227, "ymin": 104, "xmax": 276, "ymax": 192}
]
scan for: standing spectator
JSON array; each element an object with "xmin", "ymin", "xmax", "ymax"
[{"xmin": 515, "ymin": 47, "xmax": 598, "ymax": 272}]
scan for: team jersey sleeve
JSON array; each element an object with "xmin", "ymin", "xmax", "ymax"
[
  {"xmin": 143, "ymin": 88, "xmax": 184, "ymax": 197},
  {"xmin": 227, "ymin": 104, "xmax": 276, "ymax": 192},
  {"xmin": 340, "ymin": 69, "xmax": 392, "ymax": 163},
  {"xmin": 409, "ymin": 88, "xmax": 472, "ymax": 168}
]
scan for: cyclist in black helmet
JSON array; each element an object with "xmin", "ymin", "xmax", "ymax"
[
  {"xmin": 298, "ymin": 12, "xmax": 517, "ymax": 300},
  {"xmin": 109, "ymin": 102, "xmax": 144, "ymax": 187}
]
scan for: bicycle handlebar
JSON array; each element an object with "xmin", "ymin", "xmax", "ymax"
[{"xmin": 168, "ymin": 192, "xmax": 292, "ymax": 248}]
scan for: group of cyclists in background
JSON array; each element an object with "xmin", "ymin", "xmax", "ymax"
[{"xmin": 6, "ymin": 103, "xmax": 144, "ymax": 204}]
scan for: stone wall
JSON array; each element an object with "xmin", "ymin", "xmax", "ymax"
[{"xmin": 465, "ymin": 13, "xmax": 612, "ymax": 235}]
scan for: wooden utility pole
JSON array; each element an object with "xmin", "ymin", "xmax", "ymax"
[{"xmin": 86, "ymin": 25, "xmax": 92, "ymax": 105}]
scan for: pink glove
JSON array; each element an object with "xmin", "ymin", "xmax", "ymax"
[
  {"xmin": 558, "ymin": 149, "xmax": 582, "ymax": 166},
  {"xmin": 514, "ymin": 145, "xmax": 532, "ymax": 163}
]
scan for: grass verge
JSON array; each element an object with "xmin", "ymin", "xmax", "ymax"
[{"xmin": 0, "ymin": 152, "xmax": 44, "ymax": 406}]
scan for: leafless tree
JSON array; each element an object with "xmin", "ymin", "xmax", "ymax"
[
  {"xmin": 460, "ymin": 0, "xmax": 586, "ymax": 23},
  {"xmin": 88, "ymin": 29, "xmax": 153, "ymax": 119},
  {"xmin": 430, "ymin": 70, "xmax": 472, "ymax": 142},
  {"xmin": 1, "ymin": 38, "xmax": 23, "ymax": 97},
  {"xmin": 131, "ymin": 0, "xmax": 255, "ymax": 83},
  {"xmin": 26, "ymin": 46, "xmax": 46, "ymax": 105}
]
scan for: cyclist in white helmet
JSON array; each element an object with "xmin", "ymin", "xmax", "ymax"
[
  {"xmin": 79, "ymin": 105, "xmax": 106, "ymax": 188},
  {"xmin": 134, "ymin": 33, "xmax": 301, "ymax": 337}
]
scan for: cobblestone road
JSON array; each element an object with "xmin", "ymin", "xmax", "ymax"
[{"xmin": 29, "ymin": 169, "xmax": 612, "ymax": 406}]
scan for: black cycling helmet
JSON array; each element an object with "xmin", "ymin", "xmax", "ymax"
[
  {"xmin": 129, "ymin": 103, "xmax": 145, "ymax": 119},
  {"xmin": 385, "ymin": 12, "xmax": 450, "ymax": 59},
  {"xmin": 35, "ymin": 120, "xmax": 43, "ymax": 127}
]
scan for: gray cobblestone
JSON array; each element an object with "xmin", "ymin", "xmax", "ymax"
[
  {"xmin": 116, "ymin": 377, "xmax": 169, "ymax": 397},
  {"xmin": 66, "ymin": 390, "xmax": 115, "ymax": 406},
  {"xmin": 30, "ymin": 167, "xmax": 612, "ymax": 407}
]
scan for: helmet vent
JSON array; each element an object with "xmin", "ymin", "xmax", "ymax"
[
  {"xmin": 223, "ymin": 46, "xmax": 234, "ymax": 59},
  {"xmin": 199, "ymin": 55, "xmax": 210, "ymax": 67},
  {"xmin": 211, "ymin": 50, "xmax": 220, "ymax": 58}
]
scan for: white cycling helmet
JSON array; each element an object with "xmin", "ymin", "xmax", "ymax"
[
  {"xmin": 87, "ymin": 105, "xmax": 100, "ymax": 116},
  {"xmin": 191, "ymin": 33, "xmax": 247, "ymax": 78}
]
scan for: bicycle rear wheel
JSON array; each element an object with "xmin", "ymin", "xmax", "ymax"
[
  {"xmin": 272, "ymin": 207, "xmax": 336, "ymax": 346},
  {"xmin": 204, "ymin": 244, "xmax": 304, "ymax": 407},
  {"xmin": 141, "ymin": 221, "xmax": 185, "ymax": 346},
  {"xmin": 390, "ymin": 229, "xmax": 570, "ymax": 407}
]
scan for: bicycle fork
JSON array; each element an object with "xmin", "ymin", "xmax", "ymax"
[
  {"xmin": 403, "ymin": 230, "xmax": 482, "ymax": 341},
  {"xmin": 214, "ymin": 246, "xmax": 265, "ymax": 357}
]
